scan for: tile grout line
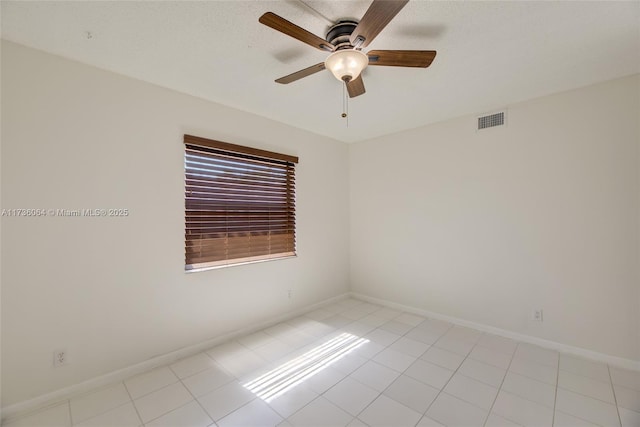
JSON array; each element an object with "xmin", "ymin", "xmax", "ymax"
[
  {"xmin": 348, "ymin": 358, "xmax": 408, "ymax": 419},
  {"xmin": 482, "ymin": 342, "xmax": 519, "ymax": 427},
  {"xmin": 607, "ymin": 364, "xmax": 623, "ymax": 427},
  {"xmin": 432, "ymin": 347, "xmax": 506, "ymax": 390},
  {"xmin": 555, "ymin": 372, "xmax": 626, "ymax": 406},
  {"xmin": 76, "ymin": 400, "xmax": 142, "ymax": 426},
  {"xmin": 170, "ymin": 363, "xmax": 222, "ymax": 427},
  {"xmin": 508, "ymin": 357, "xmax": 560, "ymax": 388},
  {"xmin": 211, "ymin": 394, "xmax": 259, "ymax": 426},
  {"xmin": 551, "ymin": 351, "xmax": 560, "ymax": 426},
  {"xmin": 122, "ymin": 380, "xmax": 145, "ymax": 426},
  {"xmin": 329, "ymin": 312, "xmax": 407, "ymax": 425},
  {"xmin": 391, "ymin": 323, "xmax": 516, "ymax": 425},
  {"xmin": 69, "ymin": 383, "xmax": 140, "ymax": 426},
  {"xmin": 480, "ymin": 339, "xmax": 517, "ymax": 426},
  {"xmin": 527, "ymin": 363, "xmax": 621, "ymax": 413},
  {"xmin": 66, "ymin": 399, "xmax": 73, "ymax": 426},
  {"xmin": 406, "ymin": 326, "xmax": 475, "ymax": 425}
]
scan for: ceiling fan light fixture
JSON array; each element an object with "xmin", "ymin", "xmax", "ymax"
[{"xmin": 324, "ymin": 49, "xmax": 368, "ymax": 82}]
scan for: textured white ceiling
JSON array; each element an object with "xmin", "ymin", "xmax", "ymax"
[{"xmin": 2, "ymin": 1, "xmax": 639, "ymax": 143}]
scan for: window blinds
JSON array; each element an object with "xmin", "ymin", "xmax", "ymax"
[{"xmin": 184, "ymin": 135, "xmax": 298, "ymax": 270}]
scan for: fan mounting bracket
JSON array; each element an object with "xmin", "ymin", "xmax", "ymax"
[{"xmin": 326, "ymin": 20, "xmax": 359, "ymax": 49}]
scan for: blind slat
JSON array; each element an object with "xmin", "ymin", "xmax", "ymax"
[
  {"xmin": 186, "ymin": 172, "xmax": 293, "ymax": 186},
  {"xmin": 185, "ymin": 154, "xmax": 291, "ymax": 175}
]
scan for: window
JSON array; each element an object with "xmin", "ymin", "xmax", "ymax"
[{"xmin": 184, "ymin": 135, "xmax": 298, "ymax": 270}]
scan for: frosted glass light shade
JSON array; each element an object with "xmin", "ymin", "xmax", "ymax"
[{"xmin": 324, "ymin": 49, "xmax": 368, "ymax": 82}]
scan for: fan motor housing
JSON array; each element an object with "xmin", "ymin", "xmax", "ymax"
[{"xmin": 326, "ymin": 20, "xmax": 358, "ymax": 50}]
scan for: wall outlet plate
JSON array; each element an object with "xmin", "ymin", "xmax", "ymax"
[
  {"xmin": 531, "ymin": 309, "xmax": 544, "ymax": 322},
  {"xmin": 53, "ymin": 349, "xmax": 67, "ymax": 367}
]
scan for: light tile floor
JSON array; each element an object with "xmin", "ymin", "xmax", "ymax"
[{"xmin": 4, "ymin": 298, "xmax": 640, "ymax": 427}]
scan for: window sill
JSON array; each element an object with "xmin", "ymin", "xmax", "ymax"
[{"xmin": 185, "ymin": 254, "xmax": 297, "ymax": 273}]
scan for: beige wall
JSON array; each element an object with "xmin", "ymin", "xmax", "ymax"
[
  {"xmin": 350, "ymin": 74, "xmax": 640, "ymax": 361},
  {"xmin": 0, "ymin": 41, "xmax": 350, "ymax": 406}
]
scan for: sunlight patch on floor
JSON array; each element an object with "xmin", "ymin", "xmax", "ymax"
[{"xmin": 243, "ymin": 332, "xmax": 368, "ymax": 401}]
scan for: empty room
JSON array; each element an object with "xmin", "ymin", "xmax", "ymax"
[{"xmin": 1, "ymin": 1, "xmax": 639, "ymax": 426}]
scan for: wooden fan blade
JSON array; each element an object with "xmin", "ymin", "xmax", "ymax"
[
  {"xmin": 275, "ymin": 63, "xmax": 326, "ymax": 84},
  {"xmin": 260, "ymin": 12, "xmax": 334, "ymax": 52},
  {"xmin": 346, "ymin": 75, "xmax": 366, "ymax": 98},
  {"xmin": 368, "ymin": 50, "xmax": 437, "ymax": 67},
  {"xmin": 349, "ymin": 0, "xmax": 409, "ymax": 48}
]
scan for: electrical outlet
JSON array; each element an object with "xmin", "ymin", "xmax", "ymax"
[
  {"xmin": 53, "ymin": 349, "xmax": 67, "ymax": 367},
  {"xmin": 287, "ymin": 289, "xmax": 293, "ymax": 299},
  {"xmin": 531, "ymin": 309, "xmax": 544, "ymax": 322}
]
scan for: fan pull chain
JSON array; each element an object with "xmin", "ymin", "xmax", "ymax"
[{"xmin": 341, "ymin": 81, "xmax": 349, "ymax": 127}]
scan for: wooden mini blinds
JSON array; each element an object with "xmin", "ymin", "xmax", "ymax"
[{"xmin": 184, "ymin": 135, "xmax": 298, "ymax": 270}]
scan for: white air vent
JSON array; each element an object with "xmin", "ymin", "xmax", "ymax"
[{"xmin": 477, "ymin": 111, "xmax": 505, "ymax": 130}]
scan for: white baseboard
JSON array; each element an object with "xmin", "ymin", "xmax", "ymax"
[
  {"xmin": 351, "ymin": 292, "xmax": 640, "ymax": 372},
  {"xmin": 1, "ymin": 292, "xmax": 349, "ymax": 423}
]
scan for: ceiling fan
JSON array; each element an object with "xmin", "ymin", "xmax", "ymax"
[{"xmin": 259, "ymin": 0, "xmax": 436, "ymax": 98}]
